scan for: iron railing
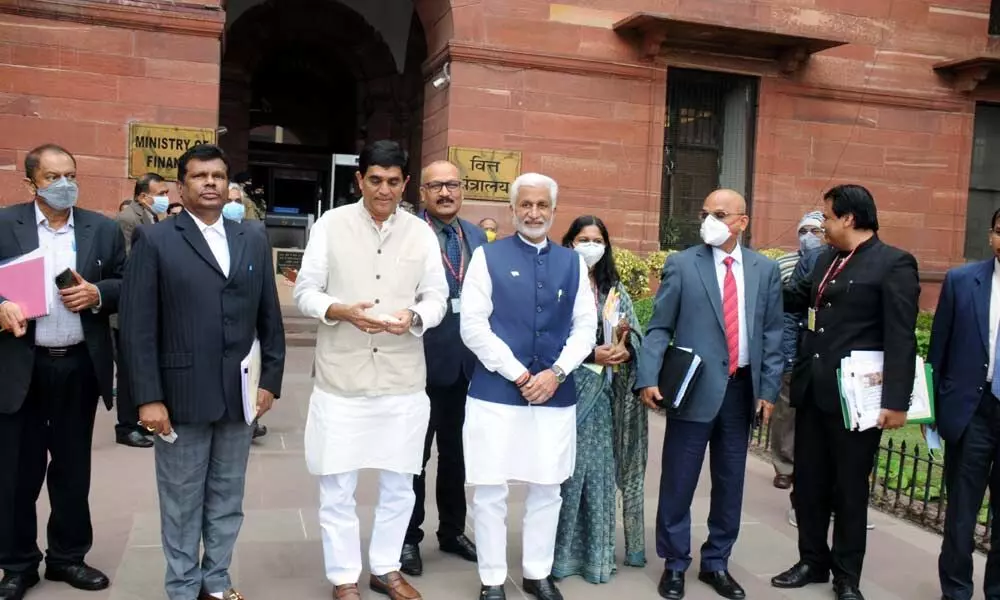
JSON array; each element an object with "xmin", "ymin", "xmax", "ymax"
[{"xmin": 749, "ymin": 422, "xmax": 993, "ymax": 552}]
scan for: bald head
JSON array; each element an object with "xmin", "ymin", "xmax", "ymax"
[
  {"xmin": 701, "ymin": 188, "xmax": 749, "ymax": 252},
  {"xmin": 420, "ymin": 160, "xmax": 463, "ymax": 222},
  {"xmin": 704, "ymin": 189, "xmax": 746, "ymax": 215}
]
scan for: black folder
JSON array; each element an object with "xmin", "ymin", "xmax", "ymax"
[{"xmin": 656, "ymin": 346, "xmax": 703, "ymax": 412}]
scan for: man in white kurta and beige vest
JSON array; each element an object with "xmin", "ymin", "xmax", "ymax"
[
  {"xmin": 293, "ymin": 140, "xmax": 448, "ymax": 600},
  {"xmin": 460, "ymin": 173, "xmax": 597, "ymax": 600}
]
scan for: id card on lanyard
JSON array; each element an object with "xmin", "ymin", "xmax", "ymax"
[
  {"xmin": 808, "ymin": 247, "xmax": 856, "ymax": 331},
  {"xmin": 424, "ymin": 214, "xmax": 465, "ymax": 312}
]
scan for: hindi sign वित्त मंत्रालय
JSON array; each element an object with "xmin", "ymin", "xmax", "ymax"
[
  {"xmin": 128, "ymin": 123, "xmax": 218, "ymax": 180},
  {"xmin": 447, "ymin": 146, "xmax": 522, "ymax": 202}
]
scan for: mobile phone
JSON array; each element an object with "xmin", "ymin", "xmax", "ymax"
[{"xmin": 54, "ymin": 268, "xmax": 75, "ymax": 290}]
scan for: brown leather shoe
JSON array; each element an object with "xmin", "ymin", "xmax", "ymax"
[
  {"xmin": 773, "ymin": 474, "xmax": 793, "ymax": 489},
  {"xmin": 334, "ymin": 583, "xmax": 362, "ymax": 599},
  {"xmin": 198, "ymin": 589, "xmax": 245, "ymax": 600},
  {"xmin": 369, "ymin": 571, "xmax": 422, "ymax": 599}
]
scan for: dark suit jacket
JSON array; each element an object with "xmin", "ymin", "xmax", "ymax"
[
  {"xmin": 636, "ymin": 244, "xmax": 785, "ymax": 422},
  {"xmin": 118, "ymin": 211, "xmax": 285, "ymax": 424},
  {"xmin": 784, "ymin": 236, "xmax": 920, "ymax": 414},
  {"xmin": 0, "ymin": 201, "xmax": 125, "ymax": 413},
  {"xmin": 781, "ymin": 246, "xmax": 823, "ymax": 372},
  {"xmin": 928, "ymin": 259, "xmax": 993, "ymax": 443},
  {"xmin": 416, "ymin": 211, "xmax": 488, "ymax": 387}
]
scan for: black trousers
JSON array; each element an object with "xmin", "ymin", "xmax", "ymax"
[
  {"xmin": 794, "ymin": 399, "xmax": 882, "ymax": 586},
  {"xmin": 405, "ymin": 377, "xmax": 469, "ymax": 545},
  {"xmin": 940, "ymin": 390, "xmax": 1000, "ymax": 600},
  {"xmin": 0, "ymin": 344, "xmax": 100, "ymax": 573},
  {"xmin": 111, "ymin": 327, "xmax": 140, "ymax": 435}
]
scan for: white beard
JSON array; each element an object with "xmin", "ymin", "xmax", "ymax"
[{"xmin": 512, "ymin": 214, "xmax": 551, "ymax": 240}]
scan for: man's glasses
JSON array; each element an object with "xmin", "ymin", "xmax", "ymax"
[
  {"xmin": 423, "ymin": 181, "xmax": 462, "ymax": 193},
  {"xmin": 699, "ymin": 210, "xmax": 745, "ymax": 221}
]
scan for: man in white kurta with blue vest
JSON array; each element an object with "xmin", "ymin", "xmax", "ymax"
[
  {"xmin": 460, "ymin": 173, "xmax": 597, "ymax": 600},
  {"xmin": 293, "ymin": 140, "xmax": 448, "ymax": 600}
]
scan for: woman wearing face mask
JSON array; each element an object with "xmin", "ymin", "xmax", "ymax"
[{"xmin": 552, "ymin": 215, "xmax": 648, "ymax": 584}]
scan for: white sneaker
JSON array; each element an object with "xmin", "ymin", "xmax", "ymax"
[
  {"xmin": 829, "ymin": 512, "xmax": 875, "ymax": 530},
  {"xmin": 787, "ymin": 508, "xmax": 797, "ymax": 528}
]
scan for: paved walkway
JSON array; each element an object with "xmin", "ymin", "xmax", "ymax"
[{"xmin": 29, "ymin": 346, "xmax": 982, "ymax": 599}]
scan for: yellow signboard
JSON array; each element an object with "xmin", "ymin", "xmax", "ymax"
[
  {"xmin": 128, "ymin": 123, "xmax": 217, "ymax": 180},
  {"xmin": 447, "ymin": 146, "xmax": 522, "ymax": 202}
]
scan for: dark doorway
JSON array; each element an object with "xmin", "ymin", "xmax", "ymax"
[
  {"xmin": 964, "ymin": 102, "xmax": 1000, "ymax": 261},
  {"xmin": 660, "ymin": 68, "xmax": 759, "ymax": 249},
  {"xmin": 219, "ymin": 0, "xmax": 428, "ymax": 219}
]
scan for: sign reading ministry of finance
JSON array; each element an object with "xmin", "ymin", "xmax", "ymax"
[
  {"xmin": 128, "ymin": 123, "xmax": 217, "ymax": 180},
  {"xmin": 448, "ymin": 146, "xmax": 522, "ymax": 201}
]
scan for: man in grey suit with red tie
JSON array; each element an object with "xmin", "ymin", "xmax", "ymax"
[
  {"xmin": 119, "ymin": 144, "xmax": 285, "ymax": 600},
  {"xmin": 637, "ymin": 189, "xmax": 784, "ymax": 600}
]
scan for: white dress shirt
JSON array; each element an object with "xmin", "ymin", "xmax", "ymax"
[
  {"xmin": 989, "ymin": 258, "xmax": 1000, "ymax": 381},
  {"xmin": 712, "ymin": 244, "xmax": 749, "ymax": 367},
  {"xmin": 186, "ymin": 209, "xmax": 230, "ymax": 277},
  {"xmin": 460, "ymin": 235, "xmax": 597, "ymax": 381},
  {"xmin": 293, "ymin": 203, "xmax": 448, "ymax": 334},
  {"xmin": 34, "ymin": 203, "xmax": 85, "ymax": 347}
]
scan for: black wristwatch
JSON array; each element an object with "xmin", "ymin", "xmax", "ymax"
[
  {"xmin": 551, "ymin": 365, "xmax": 566, "ymax": 384},
  {"xmin": 408, "ymin": 309, "xmax": 422, "ymax": 329}
]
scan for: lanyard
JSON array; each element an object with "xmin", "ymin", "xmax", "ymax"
[
  {"xmin": 424, "ymin": 214, "xmax": 465, "ymax": 284},
  {"xmin": 815, "ymin": 247, "xmax": 857, "ymax": 308}
]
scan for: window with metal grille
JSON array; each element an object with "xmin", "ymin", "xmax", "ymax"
[
  {"xmin": 660, "ymin": 68, "xmax": 759, "ymax": 250},
  {"xmin": 991, "ymin": 0, "xmax": 1000, "ymax": 35},
  {"xmin": 965, "ymin": 102, "xmax": 1000, "ymax": 260}
]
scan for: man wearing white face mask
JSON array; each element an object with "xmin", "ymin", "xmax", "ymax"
[
  {"xmin": 637, "ymin": 189, "xmax": 783, "ymax": 600},
  {"xmin": 460, "ymin": 173, "xmax": 597, "ymax": 600},
  {"xmin": 112, "ymin": 172, "xmax": 170, "ymax": 449}
]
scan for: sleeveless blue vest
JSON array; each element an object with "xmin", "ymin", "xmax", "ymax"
[{"xmin": 467, "ymin": 235, "xmax": 580, "ymax": 408}]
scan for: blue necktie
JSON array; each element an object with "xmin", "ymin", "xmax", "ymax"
[
  {"xmin": 992, "ymin": 327, "xmax": 1000, "ymax": 399},
  {"xmin": 444, "ymin": 225, "xmax": 462, "ymax": 298}
]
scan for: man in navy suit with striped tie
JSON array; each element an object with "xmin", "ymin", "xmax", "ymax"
[{"xmin": 401, "ymin": 161, "xmax": 487, "ymax": 576}]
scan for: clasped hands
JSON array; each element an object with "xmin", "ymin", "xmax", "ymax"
[
  {"xmin": 0, "ymin": 270, "xmax": 98, "ymax": 337},
  {"xmin": 517, "ymin": 369, "xmax": 560, "ymax": 405},
  {"xmin": 329, "ymin": 301, "xmax": 413, "ymax": 336}
]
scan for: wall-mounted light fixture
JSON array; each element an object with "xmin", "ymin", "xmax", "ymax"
[{"xmin": 431, "ymin": 61, "xmax": 451, "ymax": 90}]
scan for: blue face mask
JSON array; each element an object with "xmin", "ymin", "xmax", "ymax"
[
  {"xmin": 37, "ymin": 177, "xmax": 78, "ymax": 211},
  {"xmin": 150, "ymin": 195, "xmax": 169, "ymax": 215},
  {"xmin": 799, "ymin": 232, "xmax": 823, "ymax": 252},
  {"xmin": 222, "ymin": 201, "xmax": 246, "ymax": 223}
]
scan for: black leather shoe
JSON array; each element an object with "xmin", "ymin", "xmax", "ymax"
[
  {"xmin": 116, "ymin": 429, "xmax": 153, "ymax": 448},
  {"xmin": 440, "ymin": 534, "xmax": 477, "ymax": 562},
  {"xmin": 252, "ymin": 421, "xmax": 267, "ymax": 440},
  {"xmin": 657, "ymin": 570, "xmax": 685, "ymax": 600},
  {"xmin": 698, "ymin": 570, "xmax": 745, "ymax": 599},
  {"xmin": 834, "ymin": 579, "xmax": 866, "ymax": 600},
  {"xmin": 771, "ymin": 563, "xmax": 830, "ymax": 588},
  {"xmin": 0, "ymin": 571, "xmax": 39, "ymax": 600},
  {"xmin": 44, "ymin": 563, "xmax": 110, "ymax": 591},
  {"xmin": 522, "ymin": 576, "xmax": 563, "ymax": 600},
  {"xmin": 479, "ymin": 584, "xmax": 506, "ymax": 600},
  {"xmin": 400, "ymin": 543, "xmax": 423, "ymax": 576}
]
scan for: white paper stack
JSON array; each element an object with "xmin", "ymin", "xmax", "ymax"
[
  {"xmin": 838, "ymin": 352, "xmax": 934, "ymax": 431},
  {"xmin": 241, "ymin": 338, "xmax": 261, "ymax": 425}
]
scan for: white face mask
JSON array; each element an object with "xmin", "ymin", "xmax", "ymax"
[
  {"xmin": 700, "ymin": 214, "xmax": 733, "ymax": 247},
  {"xmin": 574, "ymin": 241, "xmax": 605, "ymax": 268}
]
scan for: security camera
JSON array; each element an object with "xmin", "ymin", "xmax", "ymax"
[
  {"xmin": 431, "ymin": 62, "xmax": 451, "ymax": 90},
  {"xmin": 216, "ymin": 126, "xmax": 228, "ymax": 136}
]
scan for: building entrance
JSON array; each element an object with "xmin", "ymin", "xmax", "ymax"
[{"xmin": 218, "ymin": 0, "xmax": 430, "ymax": 224}]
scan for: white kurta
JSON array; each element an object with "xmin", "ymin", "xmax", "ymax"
[
  {"xmin": 294, "ymin": 205, "xmax": 448, "ymax": 475},
  {"xmin": 459, "ymin": 236, "xmax": 597, "ymax": 485}
]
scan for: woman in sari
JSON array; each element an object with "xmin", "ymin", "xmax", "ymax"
[{"xmin": 552, "ymin": 215, "xmax": 649, "ymax": 584}]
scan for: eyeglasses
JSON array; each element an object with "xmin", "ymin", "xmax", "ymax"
[
  {"xmin": 699, "ymin": 210, "xmax": 745, "ymax": 221},
  {"xmin": 423, "ymin": 181, "xmax": 462, "ymax": 193}
]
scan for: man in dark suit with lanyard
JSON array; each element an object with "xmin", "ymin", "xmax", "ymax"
[
  {"xmin": 0, "ymin": 144, "xmax": 125, "ymax": 599},
  {"xmin": 400, "ymin": 160, "xmax": 487, "ymax": 576},
  {"xmin": 772, "ymin": 184, "xmax": 919, "ymax": 600}
]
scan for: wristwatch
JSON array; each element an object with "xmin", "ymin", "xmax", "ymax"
[
  {"xmin": 408, "ymin": 309, "xmax": 422, "ymax": 329},
  {"xmin": 551, "ymin": 365, "xmax": 566, "ymax": 384}
]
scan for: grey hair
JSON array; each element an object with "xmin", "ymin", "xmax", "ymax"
[
  {"xmin": 510, "ymin": 172, "xmax": 558, "ymax": 208},
  {"xmin": 228, "ymin": 182, "xmax": 250, "ymax": 203}
]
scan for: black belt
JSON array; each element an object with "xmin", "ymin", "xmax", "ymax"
[
  {"xmin": 35, "ymin": 343, "xmax": 86, "ymax": 358},
  {"xmin": 729, "ymin": 365, "xmax": 750, "ymax": 380}
]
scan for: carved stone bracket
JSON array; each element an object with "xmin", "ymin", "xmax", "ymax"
[{"xmin": 934, "ymin": 57, "xmax": 1000, "ymax": 93}]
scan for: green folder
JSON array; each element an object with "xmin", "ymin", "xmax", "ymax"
[{"xmin": 837, "ymin": 361, "xmax": 935, "ymax": 429}]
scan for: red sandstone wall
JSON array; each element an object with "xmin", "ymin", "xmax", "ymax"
[
  {"xmin": 433, "ymin": 0, "xmax": 1000, "ymax": 309},
  {"xmin": 0, "ymin": 10, "xmax": 221, "ymax": 215}
]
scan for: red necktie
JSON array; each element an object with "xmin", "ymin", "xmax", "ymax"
[{"xmin": 723, "ymin": 256, "xmax": 739, "ymax": 376}]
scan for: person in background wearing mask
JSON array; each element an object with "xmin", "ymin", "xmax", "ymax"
[
  {"xmin": 112, "ymin": 173, "xmax": 170, "ymax": 449},
  {"xmin": 0, "ymin": 144, "xmax": 126, "ymax": 599},
  {"xmin": 166, "ymin": 203, "xmax": 184, "ymax": 218},
  {"xmin": 552, "ymin": 215, "xmax": 647, "ymax": 584},
  {"xmin": 479, "ymin": 218, "xmax": 498, "ymax": 242},
  {"xmin": 770, "ymin": 212, "xmax": 824, "ymax": 494},
  {"xmin": 399, "ymin": 161, "xmax": 486, "ymax": 577},
  {"xmin": 460, "ymin": 173, "xmax": 597, "ymax": 600},
  {"xmin": 637, "ymin": 189, "xmax": 783, "ymax": 600}
]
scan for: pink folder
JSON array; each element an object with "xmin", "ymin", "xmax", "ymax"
[{"xmin": 0, "ymin": 255, "xmax": 49, "ymax": 320}]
